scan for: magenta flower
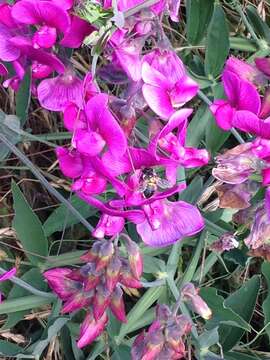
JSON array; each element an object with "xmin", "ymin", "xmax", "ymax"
[
  {"xmin": 0, "ymin": 267, "xmax": 16, "ymax": 302},
  {"xmin": 210, "ymin": 70, "xmax": 270, "ymax": 139},
  {"xmin": 73, "ymin": 93, "xmax": 127, "ymax": 158},
  {"xmin": 37, "ymin": 69, "xmax": 83, "ymax": 111},
  {"xmin": 142, "ymin": 49, "xmax": 198, "ymax": 119},
  {"xmin": 60, "ymin": 15, "xmax": 95, "ymax": 48},
  {"xmin": 11, "ymin": 0, "xmax": 70, "ymax": 35},
  {"xmin": 77, "ymin": 311, "xmax": 108, "ymax": 349},
  {"xmin": 92, "ymin": 214, "xmax": 125, "ymax": 239}
]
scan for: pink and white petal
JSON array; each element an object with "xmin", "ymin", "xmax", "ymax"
[
  {"xmin": 137, "ymin": 200, "xmax": 204, "ymax": 247},
  {"xmin": 0, "ymin": 24, "xmax": 20, "ymax": 61},
  {"xmin": 114, "ymin": 46, "xmax": 142, "ymax": 82},
  {"xmin": 37, "ymin": 72, "xmax": 83, "ymax": 111},
  {"xmin": 142, "ymin": 84, "xmax": 173, "ymax": 120},
  {"xmin": 141, "ymin": 61, "xmax": 169, "ymax": 88},
  {"xmin": 170, "ymin": 77, "xmax": 198, "ymax": 107}
]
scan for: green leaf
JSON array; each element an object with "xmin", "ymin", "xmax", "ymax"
[
  {"xmin": 219, "ymin": 276, "xmax": 261, "ymax": 351},
  {"xmin": 186, "ymin": 0, "xmax": 214, "ymax": 45},
  {"xmin": 32, "ymin": 317, "xmax": 69, "ymax": 357},
  {"xmin": 117, "ymin": 286, "xmax": 164, "ymax": 343},
  {"xmin": 187, "ymin": 104, "xmax": 212, "ymax": 147},
  {"xmin": 224, "ymin": 352, "xmax": 264, "ymax": 360},
  {"xmin": 3, "ymin": 268, "xmax": 47, "ymax": 330},
  {"xmin": 0, "ymin": 340, "xmax": 24, "ymax": 356},
  {"xmin": 0, "ymin": 113, "xmax": 21, "ymax": 161},
  {"xmin": 12, "ymin": 181, "xmax": 48, "ymax": 266},
  {"xmin": 198, "ymin": 327, "xmax": 219, "ymax": 349},
  {"xmin": 16, "ymin": 70, "xmax": 31, "ymax": 125},
  {"xmin": 43, "ymin": 195, "xmax": 97, "ymax": 236},
  {"xmin": 0, "ymin": 295, "xmax": 53, "ymax": 314},
  {"xmin": 246, "ymin": 6, "xmax": 270, "ymax": 43},
  {"xmin": 179, "ymin": 176, "xmax": 203, "ymax": 204},
  {"xmin": 143, "ymin": 255, "xmax": 166, "ymax": 273},
  {"xmin": 200, "ymin": 288, "xmax": 251, "ymax": 331},
  {"xmin": 205, "ymin": 3, "xmax": 229, "ymax": 78},
  {"xmin": 262, "ymin": 262, "xmax": 270, "ymax": 341},
  {"xmin": 112, "ymin": 345, "xmax": 131, "ymax": 360}
]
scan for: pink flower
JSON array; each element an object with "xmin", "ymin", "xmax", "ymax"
[
  {"xmin": 142, "ymin": 49, "xmax": 198, "ymax": 119},
  {"xmin": 37, "ymin": 68, "xmax": 83, "ymax": 111},
  {"xmin": 77, "ymin": 311, "xmax": 108, "ymax": 348},
  {"xmin": 0, "ymin": 267, "xmax": 16, "ymax": 302}
]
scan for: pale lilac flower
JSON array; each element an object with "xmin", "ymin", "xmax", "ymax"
[{"xmin": 210, "ymin": 233, "xmax": 239, "ymax": 252}]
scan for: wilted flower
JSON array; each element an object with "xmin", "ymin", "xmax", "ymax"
[
  {"xmin": 131, "ymin": 304, "xmax": 192, "ymax": 360},
  {"xmin": 210, "ymin": 233, "xmax": 239, "ymax": 252},
  {"xmin": 181, "ymin": 283, "xmax": 212, "ymax": 320}
]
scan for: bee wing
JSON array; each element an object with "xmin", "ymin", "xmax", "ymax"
[
  {"xmin": 157, "ymin": 178, "xmax": 172, "ymax": 189},
  {"xmin": 138, "ymin": 182, "xmax": 148, "ymax": 192}
]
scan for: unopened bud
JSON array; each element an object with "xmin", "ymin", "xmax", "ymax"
[
  {"xmin": 110, "ymin": 286, "xmax": 127, "ymax": 323},
  {"xmin": 182, "ymin": 283, "xmax": 212, "ymax": 320}
]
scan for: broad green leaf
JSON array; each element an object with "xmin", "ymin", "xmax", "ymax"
[
  {"xmin": 16, "ymin": 70, "xmax": 31, "ymax": 125},
  {"xmin": 0, "ymin": 295, "xmax": 53, "ymax": 314},
  {"xmin": 112, "ymin": 345, "xmax": 131, "ymax": 360},
  {"xmin": 117, "ymin": 286, "xmax": 164, "ymax": 343},
  {"xmin": 122, "ymin": 308, "xmax": 155, "ymax": 334},
  {"xmin": 12, "ymin": 181, "xmax": 48, "ymax": 266},
  {"xmin": 262, "ymin": 262, "xmax": 270, "ymax": 341},
  {"xmin": 32, "ymin": 317, "xmax": 69, "ymax": 357},
  {"xmin": 0, "ymin": 113, "xmax": 21, "ymax": 161},
  {"xmin": 246, "ymin": 6, "xmax": 270, "ymax": 43},
  {"xmin": 219, "ymin": 276, "xmax": 260, "ymax": 351},
  {"xmin": 179, "ymin": 176, "xmax": 203, "ymax": 204},
  {"xmin": 200, "ymin": 288, "xmax": 251, "ymax": 331},
  {"xmin": 0, "ymin": 341, "xmax": 24, "ymax": 356},
  {"xmin": 3, "ymin": 268, "xmax": 47, "ymax": 330},
  {"xmin": 143, "ymin": 255, "xmax": 165, "ymax": 273},
  {"xmin": 187, "ymin": 104, "xmax": 212, "ymax": 147},
  {"xmin": 205, "ymin": 116, "xmax": 230, "ymax": 155},
  {"xmin": 43, "ymin": 195, "xmax": 97, "ymax": 236},
  {"xmin": 224, "ymin": 352, "xmax": 264, "ymax": 360},
  {"xmin": 205, "ymin": 3, "xmax": 229, "ymax": 78},
  {"xmin": 186, "ymin": 0, "xmax": 214, "ymax": 45},
  {"xmin": 197, "ymin": 327, "xmax": 219, "ymax": 357}
]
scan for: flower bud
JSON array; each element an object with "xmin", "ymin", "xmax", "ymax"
[
  {"xmin": 95, "ymin": 241, "xmax": 114, "ymax": 272},
  {"xmin": 141, "ymin": 330, "xmax": 165, "ymax": 360},
  {"xmin": 182, "ymin": 283, "xmax": 212, "ymax": 320},
  {"xmin": 80, "ymin": 241, "xmax": 101, "ymax": 262},
  {"xmin": 119, "ymin": 264, "xmax": 142, "ymax": 289},
  {"xmin": 77, "ymin": 311, "xmax": 108, "ymax": 349},
  {"xmin": 106, "ymin": 256, "xmax": 122, "ymax": 293},
  {"xmin": 43, "ymin": 268, "xmax": 81, "ymax": 300},
  {"xmin": 245, "ymin": 205, "xmax": 270, "ymax": 250},
  {"xmin": 110, "ymin": 286, "xmax": 127, "ymax": 323},
  {"xmin": 125, "ymin": 239, "xmax": 143, "ymax": 280},
  {"xmin": 61, "ymin": 292, "xmax": 92, "ymax": 314},
  {"xmin": 93, "ymin": 285, "xmax": 110, "ymax": 320}
]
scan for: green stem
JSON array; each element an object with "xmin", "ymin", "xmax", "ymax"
[
  {"xmin": 0, "ymin": 133, "xmax": 94, "ymax": 233},
  {"xmin": 0, "ymin": 267, "xmax": 55, "ymax": 299}
]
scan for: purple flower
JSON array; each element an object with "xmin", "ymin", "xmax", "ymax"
[
  {"xmin": 37, "ymin": 68, "xmax": 83, "ymax": 111},
  {"xmin": 142, "ymin": 49, "xmax": 198, "ymax": 119},
  {"xmin": 136, "ymin": 199, "xmax": 204, "ymax": 247},
  {"xmin": 181, "ymin": 283, "xmax": 212, "ymax": 320}
]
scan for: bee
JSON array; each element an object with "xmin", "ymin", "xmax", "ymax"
[{"xmin": 139, "ymin": 168, "xmax": 171, "ymax": 198}]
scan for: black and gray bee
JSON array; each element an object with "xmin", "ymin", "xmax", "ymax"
[{"xmin": 139, "ymin": 168, "xmax": 171, "ymax": 198}]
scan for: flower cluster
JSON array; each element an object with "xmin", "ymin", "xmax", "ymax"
[
  {"xmin": 0, "ymin": 0, "xmax": 211, "ymax": 248},
  {"xmin": 132, "ymin": 283, "xmax": 212, "ymax": 360},
  {"xmin": 211, "ymin": 56, "xmax": 270, "ymax": 256},
  {"xmin": 44, "ymin": 236, "xmax": 143, "ymax": 348}
]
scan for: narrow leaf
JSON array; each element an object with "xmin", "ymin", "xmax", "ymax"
[{"xmin": 12, "ymin": 181, "xmax": 48, "ymax": 266}]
